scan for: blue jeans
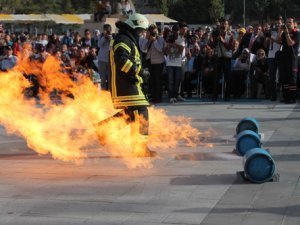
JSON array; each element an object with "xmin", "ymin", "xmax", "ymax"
[
  {"xmin": 99, "ymin": 61, "xmax": 110, "ymax": 90},
  {"xmin": 167, "ymin": 66, "xmax": 182, "ymax": 98}
]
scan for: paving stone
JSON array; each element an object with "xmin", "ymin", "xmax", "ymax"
[
  {"xmin": 0, "ymin": 101, "xmax": 298, "ymax": 225},
  {"xmin": 3, "ymin": 216, "xmax": 88, "ymax": 225}
]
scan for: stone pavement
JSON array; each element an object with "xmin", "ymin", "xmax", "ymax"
[{"xmin": 0, "ymin": 100, "xmax": 299, "ymax": 225}]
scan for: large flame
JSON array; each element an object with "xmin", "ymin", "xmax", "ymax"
[{"xmin": 0, "ymin": 54, "xmax": 209, "ymax": 168}]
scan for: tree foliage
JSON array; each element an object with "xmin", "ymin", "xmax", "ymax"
[
  {"xmin": 209, "ymin": 0, "xmax": 224, "ymax": 23},
  {"xmin": 168, "ymin": 0, "xmax": 210, "ymax": 24},
  {"xmin": 152, "ymin": 0, "xmax": 178, "ymax": 16},
  {"xmin": 0, "ymin": 0, "xmax": 99, "ymax": 14},
  {"xmin": 0, "ymin": 0, "xmax": 300, "ymax": 24}
]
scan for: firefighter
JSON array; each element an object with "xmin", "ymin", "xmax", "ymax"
[
  {"xmin": 278, "ymin": 18, "xmax": 299, "ymax": 104},
  {"xmin": 109, "ymin": 13, "xmax": 157, "ymax": 157}
]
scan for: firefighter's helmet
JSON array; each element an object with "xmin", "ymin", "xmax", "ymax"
[{"xmin": 125, "ymin": 13, "xmax": 149, "ymax": 30}]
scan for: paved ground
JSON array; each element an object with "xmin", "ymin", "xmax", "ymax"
[{"xmin": 0, "ymin": 99, "xmax": 299, "ymax": 225}]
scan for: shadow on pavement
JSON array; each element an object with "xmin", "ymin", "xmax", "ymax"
[
  {"xmin": 174, "ymin": 152, "xmax": 240, "ymax": 161},
  {"xmin": 173, "ymin": 204, "xmax": 300, "ymax": 217},
  {"xmin": 271, "ymin": 154, "xmax": 300, "ymax": 161},
  {"xmin": 170, "ymin": 174, "xmax": 236, "ymax": 185},
  {"xmin": 265, "ymin": 140, "xmax": 300, "ymax": 147}
]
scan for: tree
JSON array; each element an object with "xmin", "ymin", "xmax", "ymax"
[
  {"xmin": 63, "ymin": 0, "xmax": 75, "ymax": 14},
  {"xmin": 153, "ymin": 0, "xmax": 178, "ymax": 16},
  {"xmin": 248, "ymin": 0, "xmax": 270, "ymax": 23},
  {"xmin": 168, "ymin": 0, "xmax": 211, "ymax": 24},
  {"xmin": 209, "ymin": 0, "xmax": 224, "ymax": 23}
]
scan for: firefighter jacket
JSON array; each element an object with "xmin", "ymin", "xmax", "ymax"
[{"xmin": 109, "ymin": 21, "xmax": 149, "ymax": 108}]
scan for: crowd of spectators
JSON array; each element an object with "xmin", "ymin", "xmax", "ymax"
[
  {"xmin": 139, "ymin": 16, "xmax": 300, "ymax": 104},
  {"xmin": 0, "ymin": 14, "xmax": 299, "ymax": 104}
]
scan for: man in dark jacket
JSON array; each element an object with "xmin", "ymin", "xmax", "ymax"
[
  {"xmin": 237, "ymin": 25, "xmax": 266, "ymax": 56},
  {"xmin": 108, "ymin": 13, "xmax": 156, "ymax": 157},
  {"xmin": 278, "ymin": 18, "xmax": 299, "ymax": 104}
]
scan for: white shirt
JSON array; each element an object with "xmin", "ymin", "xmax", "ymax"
[
  {"xmin": 124, "ymin": 3, "xmax": 131, "ymax": 11},
  {"xmin": 176, "ymin": 35, "xmax": 186, "ymax": 62},
  {"xmin": 268, "ymin": 31, "xmax": 281, "ymax": 58},
  {"xmin": 165, "ymin": 43, "xmax": 183, "ymax": 67},
  {"xmin": 186, "ymin": 56, "xmax": 195, "ymax": 72}
]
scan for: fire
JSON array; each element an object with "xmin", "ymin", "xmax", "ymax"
[{"xmin": 0, "ymin": 55, "xmax": 211, "ymax": 168}]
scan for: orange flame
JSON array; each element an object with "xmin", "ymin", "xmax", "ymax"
[{"xmin": 0, "ymin": 55, "xmax": 211, "ymax": 168}]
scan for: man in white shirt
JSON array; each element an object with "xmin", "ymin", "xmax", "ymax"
[
  {"xmin": 176, "ymin": 22, "xmax": 188, "ymax": 101},
  {"xmin": 165, "ymin": 24, "xmax": 184, "ymax": 103},
  {"xmin": 265, "ymin": 17, "xmax": 282, "ymax": 101}
]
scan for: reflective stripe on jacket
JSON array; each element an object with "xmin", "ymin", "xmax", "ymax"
[{"xmin": 109, "ymin": 33, "xmax": 149, "ymax": 108}]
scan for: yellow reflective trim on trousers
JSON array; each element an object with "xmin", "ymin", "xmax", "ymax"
[
  {"xmin": 121, "ymin": 59, "xmax": 133, "ymax": 73},
  {"xmin": 110, "ymin": 40, "xmax": 117, "ymax": 97},
  {"xmin": 133, "ymin": 45, "xmax": 143, "ymax": 96},
  {"xmin": 131, "ymin": 110, "xmax": 140, "ymax": 137},
  {"xmin": 114, "ymin": 42, "xmax": 131, "ymax": 54},
  {"xmin": 112, "ymin": 101, "xmax": 149, "ymax": 107},
  {"xmin": 112, "ymin": 95, "xmax": 146, "ymax": 100}
]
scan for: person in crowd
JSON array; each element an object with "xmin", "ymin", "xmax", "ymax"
[
  {"xmin": 12, "ymin": 36, "xmax": 21, "ymax": 56},
  {"xmin": 47, "ymin": 33, "xmax": 60, "ymax": 53},
  {"xmin": 4, "ymin": 34, "xmax": 13, "ymax": 47},
  {"xmin": 122, "ymin": 0, "xmax": 133, "ymax": 16},
  {"xmin": 277, "ymin": 17, "xmax": 299, "ymax": 104},
  {"xmin": 195, "ymin": 28, "xmax": 205, "ymax": 48},
  {"xmin": 61, "ymin": 31, "xmax": 73, "ymax": 47},
  {"xmin": 236, "ymin": 26, "xmax": 253, "ymax": 56},
  {"xmin": 61, "ymin": 44, "xmax": 71, "ymax": 64},
  {"xmin": 108, "ymin": 13, "xmax": 156, "ymax": 157},
  {"xmin": 142, "ymin": 24, "xmax": 165, "ymax": 103},
  {"xmin": 232, "ymin": 38, "xmax": 240, "ymax": 57},
  {"xmin": 250, "ymin": 48, "xmax": 269, "ymax": 99},
  {"xmin": 249, "ymin": 25, "xmax": 267, "ymax": 55},
  {"xmin": 116, "ymin": 1, "xmax": 124, "ymax": 15},
  {"xmin": 0, "ymin": 46, "xmax": 17, "ymax": 71},
  {"xmin": 231, "ymin": 48, "xmax": 251, "ymax": 98},
  {"xmin": 94, "ymin": 1, "xmax": 104, "ymax": 22},
  {"xmin": 98, "ymin": 24, "xmax": 113, "ymax": 90},
  {"xmin": 86, "ymin": 47, "xmax": 98, "ymax": 72},
  {"xmin": 40, "ymin": 34, "xmax": 48, "ymax": 47},
  {"xmin": 75, "ymin": 47, "xmax": 87, "ymax": 69},
  {"xmin": 182, "ymin": 44, "xmax": 200, "ymax": 98},
  {"xmin": 81, "ymin": 29, "xmax": 97, "ymax": 48},
  {"xmin": 202, "ymin": 47, "xmax": 216, "ymax": 97},
  {"xmin": 174, "ymin": 22, "xmax": 189, "ymax": 101},
  {"xmin": 104, "ymin": 1, "xmax": 112, "ymax": 18},
  {"xmin": 210, "ymin": 17, "xmax": 234, "ymax": 101},
  {"xmin": 73, "ymin": 33, "xmax": 82, "ymax": 48},
  {"xmin": 264, "ymin": 16, "xmax": 283, "ymax": 101},
  {"xmin": 93, "ymin": 29, "xmax": 101, "ymax": 50},
  {"xmin": 165, "ymin": 24, "xmax": 184, "ymax": 103},
  {"xmin": 237, "ymin": 27, "xmax": 246, "ymax": 43},
  {"xmin": 59, "ymin": 44, "xmax": 72, "ymax": 73},
  {"xmin": 53, "ymin": 49, "xmax": 62, "ymax": 60},
  {"xmin": 86, "ymin": 46, "xmax": 101, "ymax": 85},
  {"xmin": 0, "ymin": 32, "xmax": 6, "ymax": 56}
]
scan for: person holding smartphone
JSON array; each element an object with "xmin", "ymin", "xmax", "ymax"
[{"xmin": 277, "ymin": 17, "xmax": 300, "ymax": 104}]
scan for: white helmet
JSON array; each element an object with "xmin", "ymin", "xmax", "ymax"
[{"xmin": 125, "ymin": 13, "xmax": 149, "ymax": 30}]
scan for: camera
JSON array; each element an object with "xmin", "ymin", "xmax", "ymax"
[
  {"xmin": 264, "ymin": 30, "xmax": 272, "ymax": 38},
  {"xmin": 281, "ymin": 24, "xmax": 287, "ymax": 30},
  {"xmin": 211, "ymin": 24, "xmax": 222, "ymax": 39},
  {"xmin": 166, "ymin": 32, "xmax": 177, "ymax": 43},
  {"xmin": 150, "ymin": 31, "xmax": 158, "ymax": 37},
  {"xmin": 211, "ymin": 28, "xmax": 220, "ymax": 39}
]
